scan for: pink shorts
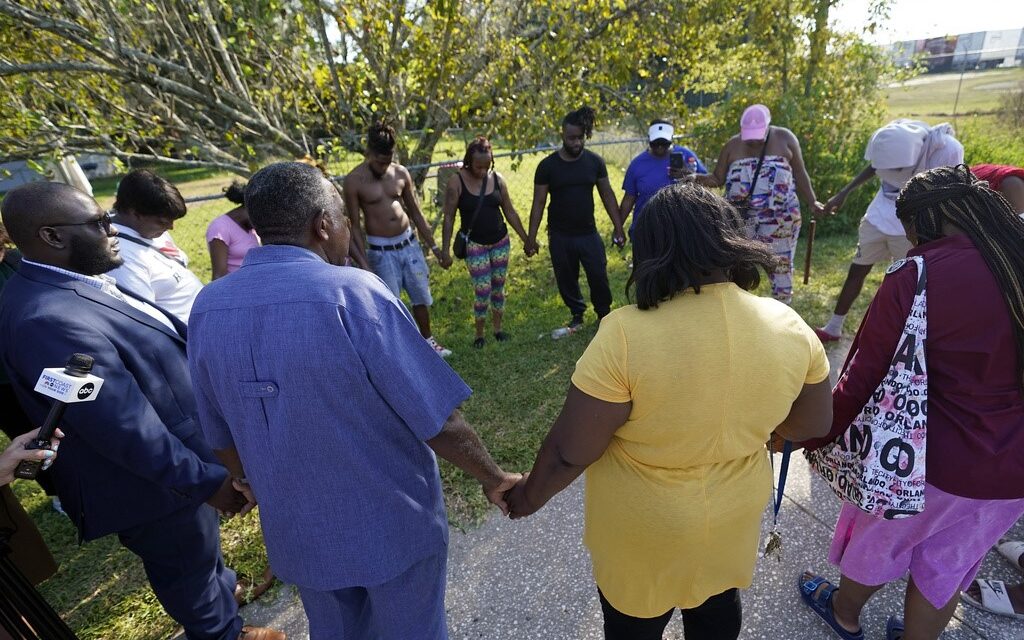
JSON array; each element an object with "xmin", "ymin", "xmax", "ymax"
[{"xmin": 829, "ymin": 483, "xmax": 1024, "ymax": 609}]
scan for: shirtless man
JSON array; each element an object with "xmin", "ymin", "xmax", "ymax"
[{"xmin": 344, "ymin": 121, "xmax": 452, "ymax": 358}]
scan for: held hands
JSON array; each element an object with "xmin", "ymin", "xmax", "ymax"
[
  {"xmin": 438, "ymin": 250, "xmax": 454, "ymax": 269},
  {"xmin": 822, "ymin": 192, "xmax": 847, "ymax": 216},
  {"xmin": 523, "ymin": 238, "xmax": 540, "ymax": 258},
  {"xmin": 811, "ymin": 200, "xmax": 827, "ymax": 217},
  {"xmin": 0, "ymin": 427, "xmax": 63, "ymax": 486},
  {"xmin": 207, "ymin": 475, "xmax": 251, "ymax": 519},
  {"xmin": 431, "ymin": 246, "xmax": 453, "ymax": 269},
  {"xmin": 232, "ymin": 477, "xmax": 258, "ymax": 516},
  {"xmin": 767, "ymin": 433, "xmax": 804, "ymax": 454},
  {"xmin": 482, "ymin": 471, "xmax": 522, "ymax": 516},
  {"xmin": 611, "ymin": 228, "xmax": 626, "ymax": 249},
  {"xmin": 504, "ymin": 473, "xmax": 539, "ymax": 520}
]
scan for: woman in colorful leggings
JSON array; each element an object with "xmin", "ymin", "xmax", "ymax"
[{"xmin": 441, "ymin": 136, "xmax": 536, "ymax": 348}]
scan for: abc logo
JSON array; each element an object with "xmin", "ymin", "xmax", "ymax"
[{"xmin": 77, "ymin": 383, "xmax": 95, "ymax": 400}]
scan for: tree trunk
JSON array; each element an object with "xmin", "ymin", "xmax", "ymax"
[
  {"xmin": 407, "ymin": 116, "xmax": 451, "ymax": 190},
  {"xmin": 804, "ymin": 0, "xmax": 832, "ymax": 97}
]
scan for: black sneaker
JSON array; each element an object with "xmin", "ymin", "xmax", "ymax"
[
  {"xmin": 473, "ymin": 337, "xmax": 486, "ymax": 349},
  {"xmin": 568, "ymin": 315, "xmax": 584, "ymax": 330},
  {"xmin": 493, "ymin": 331, "xmax": 511, "ymax": 342}
]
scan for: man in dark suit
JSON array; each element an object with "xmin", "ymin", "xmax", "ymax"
[{"xmin": 0, "ymin": 181, "xmax": 284, "ymax": 640}]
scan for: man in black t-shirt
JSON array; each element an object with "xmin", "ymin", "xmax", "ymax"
[{"xmin": 528, "ymin": 106, "xmax": 625, "ymax": 329}]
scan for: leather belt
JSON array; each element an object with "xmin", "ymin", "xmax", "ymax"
[{"xmin": 368, "ymin": 235, "xmax": 415, "ymax": 251}]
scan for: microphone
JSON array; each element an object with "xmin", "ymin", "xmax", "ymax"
[{"xmin": 14, "ymin": 353, "xmax": 104, "ymax": 480}]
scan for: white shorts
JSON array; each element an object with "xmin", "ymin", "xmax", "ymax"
[{"xmin": 852, "ymin": 218, "xmax": 913, "ymax": 266}]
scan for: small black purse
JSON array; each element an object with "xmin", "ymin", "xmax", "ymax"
[{"xmin": 453, "ymin": 172, "xmax": 489, "ymax": 260}]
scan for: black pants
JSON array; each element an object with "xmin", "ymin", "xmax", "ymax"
[
  {"xmin": 548, "ymin": 230, "xmax": 612, "ymax": 319},
  {"xmin": 599, "ymin": 588, "xmax": 741, "ymax": 640}
]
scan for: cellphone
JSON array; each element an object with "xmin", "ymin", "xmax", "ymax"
[{"xmin": 669, "ymin": 152, "xmax": 685, "ymax": 170}]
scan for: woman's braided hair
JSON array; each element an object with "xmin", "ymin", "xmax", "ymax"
[{"xmin": 896, "ymin": 163, "xmax": 1024, "ymax": 388}]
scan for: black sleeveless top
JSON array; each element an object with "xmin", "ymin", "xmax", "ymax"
[{"xmin": 457, "ymin": 172, "xmax": 508, "ymax": 245}]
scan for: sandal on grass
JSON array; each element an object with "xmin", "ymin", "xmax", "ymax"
[
  {"xmin": 886, "ymin": 615, "xmax": 904, "ymax": 640},
  {"xmin": 996, "ymin": 539, "xmax": 1024, "ymax": 571},
  {"xmin": 798, "ymin": 574, "xmax": 865, "ymax": 640},
  {"xmin": 472, "ymin": 337, "xmax": 486, "ymax": 349},
  {"xmin": 961, "ymin": 579, "xmax": 1024, "ymax": 620}
]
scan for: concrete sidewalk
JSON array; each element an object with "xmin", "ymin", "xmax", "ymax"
[{"xmin": 220, "ymin": 340, "xmax": 1024, "ymax": 639}]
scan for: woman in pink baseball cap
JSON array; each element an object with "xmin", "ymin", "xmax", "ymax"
[{"xmin": 696, "ymin": 104, "xmax": 823, "ymax": 304}]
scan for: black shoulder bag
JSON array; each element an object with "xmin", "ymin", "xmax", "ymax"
[
  {"xmin": 735, "ymin": 127, "xmax": 772, "ymax": 214},
  {"xmin": 453, "ymin": 172, "xmax": 489, "ymax": 260}
]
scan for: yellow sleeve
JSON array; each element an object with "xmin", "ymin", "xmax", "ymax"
[
  {"xmin": 571, "ymin": 311, "xmax": 632, "ymax": 403},
  {"xmin": 802, "ymin": 321, "xmax": 831, "ymax": 384}
]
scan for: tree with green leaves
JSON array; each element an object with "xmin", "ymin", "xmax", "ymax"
[{"xmin": 1, "ymin": 0, "xmax": 897, "ymax": 194}]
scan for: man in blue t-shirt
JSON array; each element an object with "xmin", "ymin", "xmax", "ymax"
[{"xmin": 619, "ymin": 120, "xmax": 707, "ymax": 236}]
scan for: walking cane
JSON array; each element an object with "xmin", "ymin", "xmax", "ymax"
[{"xmin": 803, "ymin": 218, "xmax": 816, "ymax": 285}]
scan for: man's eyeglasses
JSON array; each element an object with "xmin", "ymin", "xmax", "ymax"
[
  {"xmin": 44, "ymin": 213, "xmax": 114, "ymax": 233},
  {"xmin": 649, "ymin": 139, "xmax": 671, "ymax": 148}
]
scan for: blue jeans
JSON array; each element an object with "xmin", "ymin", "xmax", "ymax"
[{"xmin": 366, "ymin": 233, "xmax": 433, "ymax": 307}]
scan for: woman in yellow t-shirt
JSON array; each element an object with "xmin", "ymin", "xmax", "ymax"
[{"xmin": 506, "ymin": 183, "xmax": 833, "ymax": 639}]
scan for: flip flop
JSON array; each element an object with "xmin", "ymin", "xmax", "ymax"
[
  {"xmin": 798, "ymin": 573, "xmax": 865, "ymax": 640},
  {"xmin": 996, "ymin": 539, "xmax": 1024, "ymax": 571},
  {"xmin": 886, "ymin": 615, "xmax": 904, "ymax": 640},
  {"xmin": 961, "ymin": 579, "xmax": 1024, "ymax": 620}
]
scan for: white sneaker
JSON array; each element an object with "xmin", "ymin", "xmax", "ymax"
[
  {"xmin": 426, "ymin": 336, "xmax": 452, "ymax": 358},
  {"xmin": 52, "ymin": 496, "xmax": 66, "ymax": 516}
]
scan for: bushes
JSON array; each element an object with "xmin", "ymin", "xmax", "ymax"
[
  {"xmin": 1000, "ymin": 82, "xmax": 1024, "ymax": 132},
  {"xmin": 684, "ymin": 34, "xmax": 893, "ymax": 236}
]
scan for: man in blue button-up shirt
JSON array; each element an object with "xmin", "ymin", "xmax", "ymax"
[{"xmin": 188, "ymin": 162, "xmax": 519, "ymax": 639}]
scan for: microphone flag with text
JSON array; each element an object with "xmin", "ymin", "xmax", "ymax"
[{"xmin": 14, "ymin": 353, "xmax": 103, "ymax": 480}]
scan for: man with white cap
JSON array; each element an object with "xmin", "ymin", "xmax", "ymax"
[
  {"xmin": 618, "ymin": 119, "xmax": 706, "ymax": 237},
  {"xmin": 815, "ymin": 119, "xmax": 963, "ymax": 342}
]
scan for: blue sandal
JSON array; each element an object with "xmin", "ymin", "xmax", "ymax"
[
  {"xmin": 886, "ymin": 615, "xmax": 904, "ymax": 640},
  {"xmin": 798, "ymin": 574, "xmax": 865, "ymax": 640}
]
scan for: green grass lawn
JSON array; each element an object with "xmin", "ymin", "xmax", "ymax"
[{"xmin": 885, "ymin": 66, "xmax": 1024, "ymax": 118}]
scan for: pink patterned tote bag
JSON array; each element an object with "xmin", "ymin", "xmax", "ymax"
[{"xmin": 806, "ymin": 256, "xmax": 927, "ymax": 520}]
